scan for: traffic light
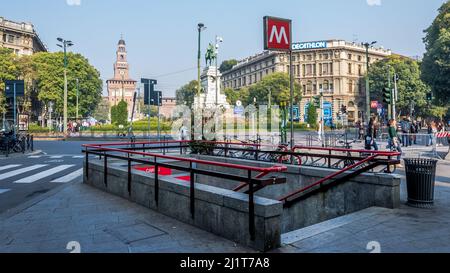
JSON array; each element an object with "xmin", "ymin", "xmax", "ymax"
[
  {"xmin": 382, "ymin": 87, "xmax": 391, "ymax": 104},
  {"xmin": 426, "ymin": 92, "xmax": 433, "ymax": 101}
]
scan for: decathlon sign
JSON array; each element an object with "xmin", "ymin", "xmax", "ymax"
[
  {"xmin": 292, "ymin": 41, "xmax": 327, "ymax": 50},
  {"xmin": 263, "ymin": 16, "xmax": 292, "ymax": 51}
]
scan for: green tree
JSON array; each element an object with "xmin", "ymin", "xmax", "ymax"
[
  {"xmin": 246, "ymin": 72, "xmax": 302, "ymax": 106},
  {"xmin": 0, "ymin": 48, "xmax": 19, "ymax": 113},
  {"xmin": 369, "ymin": 55, "xmax": 428, "ymax": 116},
  {"xmin": 223, "ymin": 87, "xmax": 249, "ymax": 106},
  {"xmin": 219, "ymin": 59, "xmax": 238, "ymax": 73},
  {"xmin": 175, "ymin": 80, "xmax": 198, "ymax": 108},
  {"xmin": 111, "ymin": 100, "xmax": 128, "ymax": 126},
  {"xmin": 32, "ymin": 52, "xmax": 103, "ymax": 118},
  {"xmin": 307, "ymin": 103, "xmax": 318, "ymax": 128},
  {"xmin": 421, "ymin": 1, "xmax": 450, "ymax": 106}
]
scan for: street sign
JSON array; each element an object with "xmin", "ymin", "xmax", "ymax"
[
  {"xmin": 18, "ymin": 114, "xmax": 29, "ymax": 131},
  {"xmin": 4, "ymin": 80, "xmax": 25, "ymax": 98},
  {"xmin": 263, "ymin": 16, "xmax": 291, "ymax": 51},
  {"xmin": 371, "ymin": 101, "xmax": 379, "ymax": 109},
  {"xmin": 234, "ymin": 105, "xmax": 244, "ymax": 116}
]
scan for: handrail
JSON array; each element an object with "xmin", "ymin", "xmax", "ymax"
[
  {"xmin": 292, "ymin": 145, "xmax": 401, "ymax": 157},
  {"xmin": 278, "ymin": 154, "xmax": 378, "ymax": 203},
  {"xmin": 83, "ymin": 142, "xmax": 287, "ymax": 174}
]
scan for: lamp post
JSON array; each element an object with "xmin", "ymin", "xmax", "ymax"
[
  {"xmin": 57, "ymin": 37, "xmax": 74, "ymax": 135},
  {"xmin": 215, "ymin": 35, "xmax": 223, "ymax": 106},
  {"xmin": 76, "ymin": 78, "xmax": 79, "ymax": 120},
  {"xmin": 197, "ymin": 23, "xmax": 206, "ymax": 98},
  {"xmin": 195, "ymin": 23, "xmax": 206, "ymax": 140},
  {"xmin": 363, "ymin": 41, "xmax": 376, "ymax": 125}
]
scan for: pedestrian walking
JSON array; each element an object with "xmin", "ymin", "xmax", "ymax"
[
  {"xmin": 365, "ymin": 116, "xmax": 379, "ymax": 151},
  {"xmin": 388, "ymin": 119, "xmax": 402, "ymax": 167},
  {"xmin": 410, "ymin": 120, "xmax": 418, "ymax": 145}
]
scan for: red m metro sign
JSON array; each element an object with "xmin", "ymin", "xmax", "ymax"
[{"xmin": 264, "ymin": 16, "xmax": 292, "ymax": 51}]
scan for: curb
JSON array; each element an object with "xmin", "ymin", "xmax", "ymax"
[{"xmin": 0, "ymin": 149, "xmax": 43, "ymax": 160}]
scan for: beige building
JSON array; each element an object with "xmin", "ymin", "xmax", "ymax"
[
  {"xmin": 0, "ymin": 17, "xmax": 46, "ymax": 55},
  {"xmin": 106, "ymin": 38, "xmax": 137, "ymax": 119},
  {"xmin": 222, "ymin": 39, "xmax": 392, "ymax": 124}
]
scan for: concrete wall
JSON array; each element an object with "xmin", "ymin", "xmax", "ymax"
[
  {"xmin": 186, "ymin": 155, "xmax": 401, "ymax": 233},
  {"xmin": 84, "ymin": 159, "xmax": 282, "ymax": 251}
]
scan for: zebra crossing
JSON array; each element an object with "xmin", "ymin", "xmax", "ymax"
[
  {"xmin": 27, "ymin": 155, "xmax": 85, "ymax": 159},
  {"xmin": 0, "ymin": 163, "xmax": 83, "ymax": 195}
]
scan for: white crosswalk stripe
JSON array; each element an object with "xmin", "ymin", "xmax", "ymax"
[
  {"xmin": 28, "ymin": 155, "xmax": 42, "ymax": 158},
  {"xmin": 0, "ymin": 164, "xmax": 21, "ymax": 171},
  {"xmin": 49, "ymin": 155, "xmax": 64, "ymax": 159},
  {"xmin": 72, "ymin": 156, "xmax": 84, "ymax": 158},
  {"xmin": 14, "ymin": 165, "xmax": 75, "ymax": 184},
  {"xmin": 0, "ymin": 189, "xmax": 11, "ymax": 194},
  {"xmin": 51, "ymin": 168, "xmax": 83, "ymax": 183},
  {"xmin": 0, "ymin": 164, "xmax": 47, "ymax": 180}
]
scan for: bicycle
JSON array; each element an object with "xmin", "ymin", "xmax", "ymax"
[{"xmin": 332, "ymin": 139, "xmax": 361, "ymax": 169}]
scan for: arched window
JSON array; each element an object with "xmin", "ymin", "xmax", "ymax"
[{"xmin": 348, "ymin": 101, "xmax": 355, "ymax": 108}]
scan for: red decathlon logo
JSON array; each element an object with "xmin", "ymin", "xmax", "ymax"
[{"xmin": 264, "ymin": 16, "xmax": 291, "ymax": 51}]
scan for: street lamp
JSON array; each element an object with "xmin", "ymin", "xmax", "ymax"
[
  {"xmin": 215, "ymin": 35, "xmax": 223, "ymax": 106},
  {"xmin": 363, "ymin": 41, "xmax": 376, "ymax": 125},
  {"xmin": 194, "ymin": 23, "xmax": 206, "ymax": 140},
  {"xmin": 197, "ymin": 23, "xmax": 207, "ymax": 97},
  {"xmin": 76, "ymin": 78, "xmax": 79, "ymax": 120},
  {"xmin": 57, "ymin": 37, "xmax": 74, "ymax": 135}
]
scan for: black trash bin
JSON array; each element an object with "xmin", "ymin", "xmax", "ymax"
[{"xmin": 403, "ymin": 158, "xmax": 437, "ymax": 208}]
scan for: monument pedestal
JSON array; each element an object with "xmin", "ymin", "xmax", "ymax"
[{"xmin": 193, "ymin": 66, "xmax": 230, "ymax": 110}]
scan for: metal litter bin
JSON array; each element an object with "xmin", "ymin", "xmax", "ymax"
[{"xmin": 403, "ymin": 158, "xmax": 437, "ymax": 208}]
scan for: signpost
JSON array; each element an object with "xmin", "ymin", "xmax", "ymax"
[
  {"xmin": 4, "ymin": 80, "xmax": 25, "ymax": 133},
  {"xmin": 264, "ymin": 16, "xmax": 293, "ymax": 148}
]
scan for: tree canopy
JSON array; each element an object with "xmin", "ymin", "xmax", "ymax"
[
  {"xmin": 0, "ymin": 50, "xmax": 102, "ymax": 120},
  {"xmin": 175, "ymin": 80, "xmax": 198, "ymax": 108},
  {"xmin": 369, "ymin": 55, "xmax": 428, "ymax": 116},
  {"xmin": 421, "ymin": 1, "xmax": 450, "ymax": 107},
  {"xmin": 219, "ymin": 59, "xmax": 238, "ymax": 73},
  {"xmin": 246, "ymin": 72, "xmax": 302, "ymax": 106},
  {"xmin": 32, "ymin": 52, "xmax": 103, "ymax": 118},
  {"xmin": 110, "ymin": 100, "xmax": 128, "ymax": 126}
]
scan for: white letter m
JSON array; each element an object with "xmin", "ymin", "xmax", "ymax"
[{"xmin": 269, "ymin": 25, "xmax": 288, "ymax": 45}]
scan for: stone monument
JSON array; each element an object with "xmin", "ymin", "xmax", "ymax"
[{"xmin": 193, "ymin": 44, "xmax": 230, "ymax": 110}]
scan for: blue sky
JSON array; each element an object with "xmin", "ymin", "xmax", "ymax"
[{"xmin": 2, "ymin": 0, "xmax": 446, "ymax": 96}]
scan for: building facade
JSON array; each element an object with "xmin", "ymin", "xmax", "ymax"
[
  {"xmin": 159, "ymin": 97, "xmax": 177, "ymax": 118},
  {"xmin": 106, "ymin": 38, "xmax": 137, "ymax": 119},
  {"xmin": 222, "ymin": 40, "xmax": 392, "ymax": 124},
  {"xmin": 0, "ymin": 17, "xmax": 46, "ymax": 55}
]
